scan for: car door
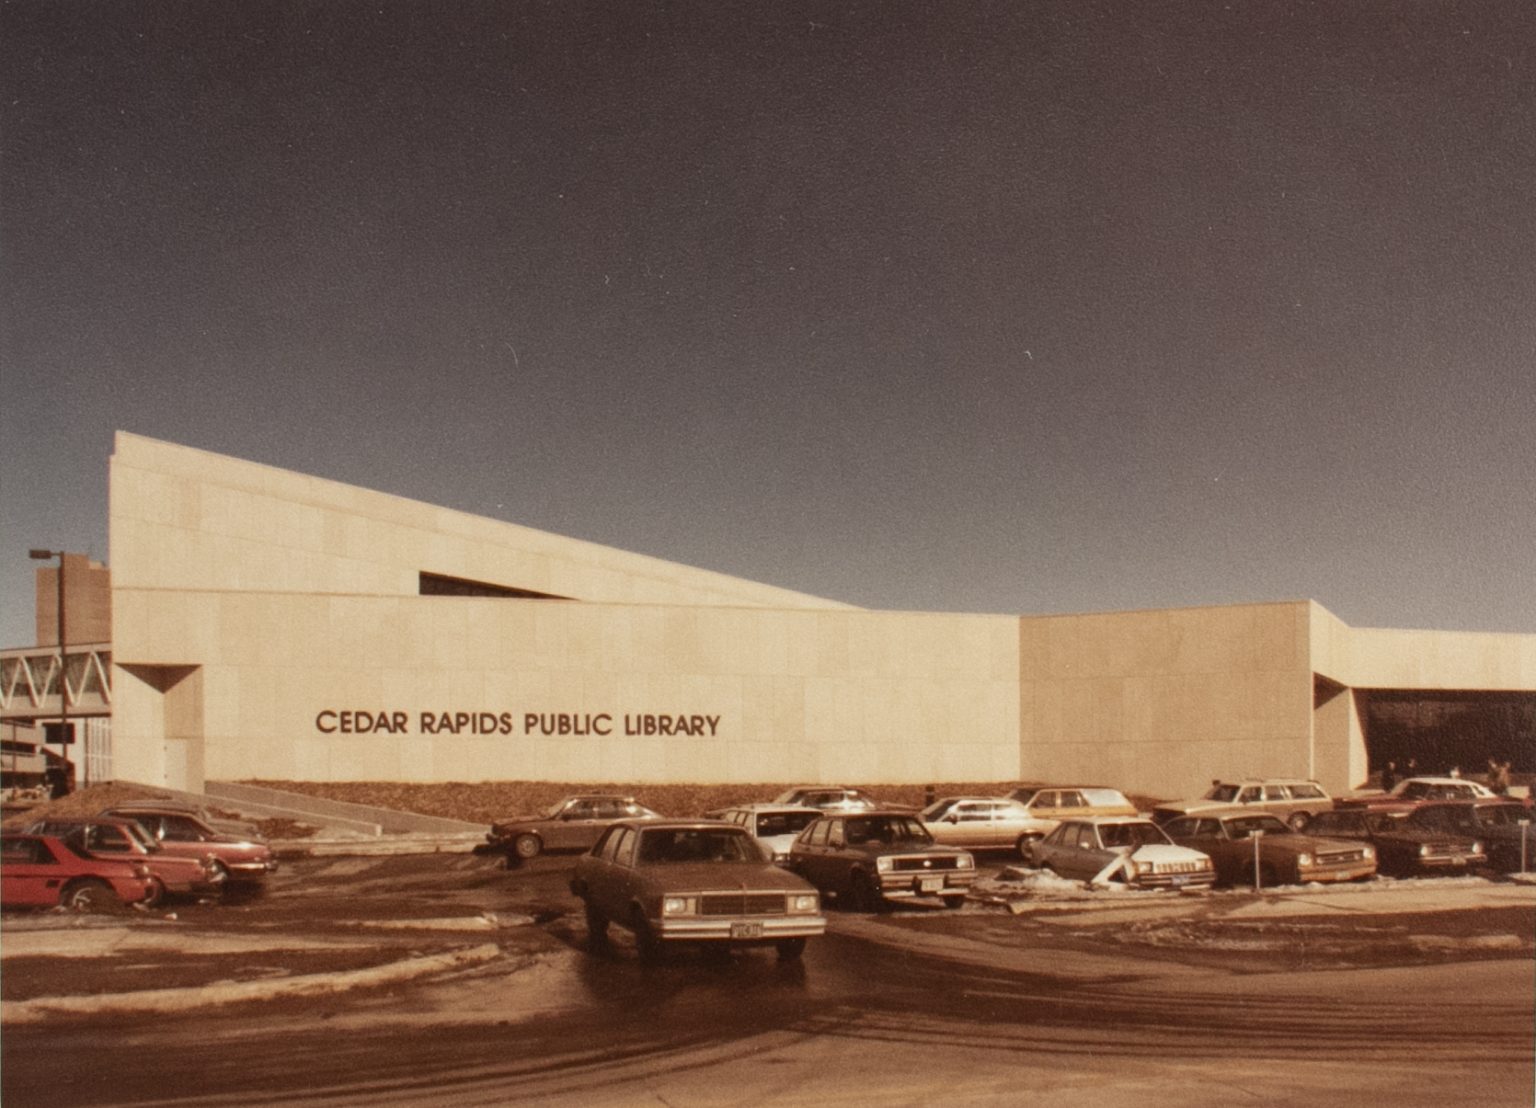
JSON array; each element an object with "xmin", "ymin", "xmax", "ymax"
[
  {"xmin": 1055, "ymin": 790, "xmax": 1091, "ymax": 821},
  {"xmin": 1060, "ymin": 822, "xmax": 1110, "ymax": 879},
  {"xmin": 546, "ymin": 800, "xmax": 599, "ymax": 851},
  {"xmin": 585, "ymin": 827, "xmax": 635, "ymax": 921},
  {"xmin": 943, "ymin": 802, "xmax": 994, "ymax": 848},
  {"xmin": 1, "ymin": 837, "xmax": 62, "ymax": 906}
]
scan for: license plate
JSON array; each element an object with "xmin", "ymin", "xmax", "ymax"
[
  {"xmin": 918, "ymin": 877, "xmax": 943, "ymax": 894},
  {"xmin": 730, "ymin": 921, "xmax": 764, "ymax": 939},
  {"xmin": 1170, "ymin": 875, "xmax": 1189, "ymax": 887}
]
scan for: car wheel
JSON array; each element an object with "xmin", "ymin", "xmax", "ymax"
[
  {"xmin": 61, "ymin": 879, "xmax": 118, "ymax": 913},
  {"xmin": 1016, "ymin": 834, "xmax": 1041, "ymax": 861},
  {"xmin": 631, "ymin": 908, "xmax": 662, "ymax": 962},
  {"xmin": 942, "ymin": 894, "xmax": 966, "ymax": 910},
  {"xmin": 584, "ymin": 902, "xmax": 610, "ymax": 946},
  {"xmin": 208, "ymin": 860, "xmax": 231, "ymax": 885},
  {"xmin": 142, "ymin": 876, "xmax": 166, "ymax": 908},
  {"xmin": 512, "ymin": 833, "xmax": 543, "ymax": 860},
  {"xmin": 775, "ymin": 937, "xmax": 807, "ymax": 960},
  {"xmin": 850, "ymin": 870, "xmax": 883, "ymax": 913},
  {"xmin": 1288, "ymin": 812, "xmax": 1311, "ymax": 832}
]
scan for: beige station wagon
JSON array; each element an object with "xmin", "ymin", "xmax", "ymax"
[
  {"xmin": 1151, "ymin": 779, "xmax": 1334, "ymax": 831},
  {"xmin": 1003, "ymin": 785, "xmax": 1139, "ymax": 841}
]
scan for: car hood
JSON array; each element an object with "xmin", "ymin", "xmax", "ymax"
[
  {"xmin": 845, "ymin": 842, "xmax": 967, "ymax": 857},
  {"xmin": 1254, "ymin": 833, "xmax": 1358, "ymax": 855},
  {"xmin": 1126, "ymin": 843, "xmax": 1209, "ymax": 865},
  {"xmin": 635, "ymin": 863, "xmax": 816, "ymax": 894}
]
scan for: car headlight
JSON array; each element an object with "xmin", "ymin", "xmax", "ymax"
[
  {"xmin": 1296, "ymin": 853, "xmax": 1313, "ymax": 868},
  {"xmin": 956, "ymin": 853, "xmax": 975, "ymax": 870},
  {"xmin": 876, "ymin": 856, "xmax": 894, "ymax": 873},
  {"xmin": 1472, "ymin": 841, "xmax": 1485, "ymax": 854},
  {"xmin": 1362, "ymin": 846, "xmax": 1375, "ymax": 859},
  {"xmin": 1419, "ymin": 844, "xmax": 1431, "ymax": 857},
  {"xmin": 661, "ymin": 896, "xmax": 695, "ymax": 917},
  {"xmin": 789, "ymin": 894, "xmax": 820, "ymax": 914}
]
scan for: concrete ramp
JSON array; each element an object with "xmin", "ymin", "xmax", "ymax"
[{"xmin": 204, "ymin": 781, "xmax": 483, "ymax": 836}]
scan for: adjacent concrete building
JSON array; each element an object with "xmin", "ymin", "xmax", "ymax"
[{"xmin": 105, "ymin": 432, "xmax": 1535, "ymax": 798}]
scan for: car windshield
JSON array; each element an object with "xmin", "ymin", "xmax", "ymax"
[
  {"xmin": 1309, "ymin": 813, "xmax": 1364, "ymax": 834},
  {"xmin": 118, "ymin": 823, "xmax": 160, "ymax": 851},
  {"xmin": 844, "ymin": 816, "xmax": 931, "ymax": 846},
  {"xmin": 637, "ymin": 828, "xmax": 763, "ymax": 864},
  {"xmin": 1008, "ymin": 788, "xmax": 1039, "ymax": 804},
  {"xmin": 755, "ymin": 811, "xmax": 819, "ymax": 836},
  {"xmin": 1099, "ymin": 822, "xmax": 1168, "ymax": 848},
  {"xmin": 1223, "ymin": 815, "xmax": 1290, "ymax": 839},
  {"xmin": 920, "ymin": 800, "xmax": 959, "ymax": 820},
  {"xmin": 1476, "ymin": 805, "xmax": 1526, "ymax": 827},
  {"xmin": 1206, "ymin": 784, "xmax": 1241, "ymax": 802}
]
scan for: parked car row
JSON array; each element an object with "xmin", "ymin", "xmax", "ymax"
[
  {"xmin": 513, "ymin": 777, "xmax": 1533, "ymax": 963},
  {"xmin": 2, "ymin": 803, "xmax": 278, "ymax": 914}
]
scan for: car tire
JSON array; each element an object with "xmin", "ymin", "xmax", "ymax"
[
  {"xmin": 208, "ymin": 859, "xmax": 231, "ymax": 885},
  {"xmin": 142, "ymin": 876, "xmax": 166, "ymax": 908},
  {"xmin": 775, "ymin": 937, "xmax": 807, "ymax": 960},
  {"xmin": 631, "ymin": 908, "xmax": 662, "ymax": 962},
  {"xmin": 584, "ymin": 902, "xmax": 610, "ymax": 946},
  {"xmin": 512, "ymin": 833, "xmax": 543, "ymax": 860},
  {"xmin": 850, "ymin": 870, "xmax": 883, "ymax": 913},
  {"xmin": 1016, "ymin": 834, "xmax": 1040, "ymax": 862},
  {"xmin": 61, "ymin": 879, "xmax": 118, "ymax": 913},
  {"xmin": 1288, "ymin": 812, "xmax": 1311, "ymax": 832},
  {"xmin": 942, "ymin": 894, "xmax": 966, "ymax": 910}
]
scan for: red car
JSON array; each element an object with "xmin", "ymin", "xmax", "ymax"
[
  {"xmin": 25, "ymin": 816, "xmax": 226, "ymax": 904},
  {"xmin": 1336, "ymin": 777, "xmax": 1497, "ymax": 816},
  {"xmin": 100, "ymin": 805, "xmax": 278, "ymax": 884},
  {"xmin": 2, "ymin": 833, "xmax": 157, "ymax": 912}
]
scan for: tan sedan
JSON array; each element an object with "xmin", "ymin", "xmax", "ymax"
[{"xmin": 919, "ymin": 797, "xmax": 1045, "ymax": 858}]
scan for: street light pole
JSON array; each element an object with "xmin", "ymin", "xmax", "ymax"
[{"xmin": 28, "ymin": 549, "xmax": 69, "ymax": 791}]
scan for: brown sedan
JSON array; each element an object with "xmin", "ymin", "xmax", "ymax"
[
  {"xmin": 1162, "ymin": 809, "xmax": 1377, "ymax": 887},
  {"xmin": 100, "ymin": 805, "xmax": 277, "ymax": 885}
]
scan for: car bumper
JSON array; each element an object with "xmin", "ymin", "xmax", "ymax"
[
  {"xmin": 877, "ymin": 872, "xmax": 976, "ymax": 899},
  {"xmin": 655, "ymin": 915, "xmax": 828, "ymax": 941},
  {"xmin": 1133, "ymin": 872, "xmax": 1216, "ymax": 890},
  {"xmin": 226, "ymin": 859, "xmax": 278, "ymax": 879},
  {"xmin": 1296, "ymin": 860, "xmax": 1377, "ymax": 883}
]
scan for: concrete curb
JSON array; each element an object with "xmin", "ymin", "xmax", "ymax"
[{"xmin": 0, "ymin": 942, "xmax": 506, "ymax": 1024}]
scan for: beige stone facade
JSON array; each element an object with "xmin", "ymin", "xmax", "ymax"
[{"xmin": 107, "ymin": 432, "xmax": 1535, "ymax": 798}]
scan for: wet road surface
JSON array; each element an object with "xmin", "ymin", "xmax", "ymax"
[{"xmin": 3, "ymin": 852, "xmax": 1533, "ymax": 1107}]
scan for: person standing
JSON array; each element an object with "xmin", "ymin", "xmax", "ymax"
[{"xmin": 1380, "ymin": 761, "xmax": 1399, "ymax": 792}]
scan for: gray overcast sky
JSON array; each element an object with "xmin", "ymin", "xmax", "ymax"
[{"xmin": 3, "ymin": 0, "xmax": 1534, "ymax": 648}]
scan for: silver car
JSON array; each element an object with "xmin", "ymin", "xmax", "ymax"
[{"xmin": 1029, "ymin": 817, "xmax": 1216, "ymax": 889}]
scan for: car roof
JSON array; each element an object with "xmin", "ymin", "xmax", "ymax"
[
  {"xmin": 930, "ymin": 795, "xmax": 1020, "ymax": 805},
  {"xmin": 724, "ymin": 803, "xmax": 821, "ymax": 813},
  {"xmin": 1215, "ymin": 778, "xmax": 1320, "ymax": 786},
  {"xmin": 1057, "ymin": 815, "xmax": 1155, "ymax": 825},
  {"xmin": 612, "ymin": 819, "xmax": 749, "ymax": 831},
  {"xmin": 1170, "ymin": 806, "xmax": 1287, "ymax": 820},
  {"xmin": 31, "ymin": 815, "xmax": 141, "ymax": 828}
]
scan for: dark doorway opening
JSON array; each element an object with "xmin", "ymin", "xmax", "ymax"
[{"xmin": 1363, "ymin": 691, "xmax": 1534, "ymax": 778}]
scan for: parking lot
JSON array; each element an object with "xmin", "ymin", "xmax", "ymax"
[{"xmin": 3, "ymin": 845, "xmax": 1533, "ymax": 1107}]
